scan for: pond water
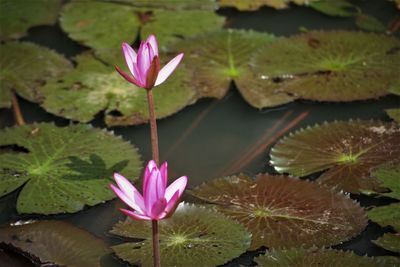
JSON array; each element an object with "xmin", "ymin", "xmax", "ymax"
[{"xmin": 0, "ymin": 0, "xmax": 399, "ymax": 266}]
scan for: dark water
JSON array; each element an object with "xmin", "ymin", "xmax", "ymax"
[{"xmin": 1, "ymin": 0, "xmax": 400, "ymax": 266}]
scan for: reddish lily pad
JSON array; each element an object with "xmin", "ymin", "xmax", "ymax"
[
  {"xmin": 0, "ymin": 220, "xmax": 109, "ymax": 267},
  {"xmin": 0, "ymin": 42, "xmax": 73, "ymax": 108},
  {"xmin": 38, "ymin": 53, "xmax": 196, "ymax": 126},
  {"xmin": 169, "ymin": 30, "xmax": 291, "ymax": 108},
  {"xmin": 372, "ymin": 233, "xmax": 400, "ymax": 254},
  {"xmin": 218, "ymin": 0, "xmax": 318, "ymax": 10},
  {"xmin": 270, "ymin": 120, "xmax": 400, "ymax": 193},
  {"xmin": 255, "ymin": 248, "xmax": 398, "ymax": 266},
  {"xmin": 191, "ymin": 174, "xmax": 367, "ymax": 250},
  {"xmin": 248, "ymin": 31, "xmax": 400, "ymax": 102},
  {"xmin": 110, "ymin": 203, "xmax": 251, "ymax": 267},
  {"xmin": 0, "ymin": 123, "xmax": 142, "ymax": 214}
]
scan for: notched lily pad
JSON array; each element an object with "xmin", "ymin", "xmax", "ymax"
[
  {"xmin": 0, "ymin": 0, "xmax": 62, "ymax": 40},
  {"xmin": 191, "ymin": 174, "xmax": 367, "ymax": 250},
  {"xmin": 368, "ymin": 203, "xmax": 400, "ymax": 232},
  {"xmin": 373, "ymin": 233, "xmax": 400, "ymax": 254},
  {"xmin": 0, "ymin": 123, "xmax": 142, "ymax": 214},
  {"xmin": 386, "ymin": 108, "xmax": 400, "ymax": 124},
  {"xmin": 270, "ymin": 120, "xmax": 400, "ymax": 193},
  {"xmin": 39, "ymin": 53, "xmax": 196, "ymax": 126},
  {"xmin": 110, "ymin": 203, "xmax": 251, "ymax": 267},
  {"xmin": 0, "ymin": 42, "xmax": 72, "ymax": 108},
  {"xmin": 0, "ymin": 220, "xmax": 109, "ymax": 267},
  {"xmin": 248, "ymin": 31, "xmax": 400, "ymax": 102},
  {"xmin": 169, "ymin": 30, "xmax": 290, "ymax": 108},
  {"xmin": 218, "ymin": 0, "xmax": 318, "ymax": 10},
  {"xmin": 255, "ymin": 248, "xmax": 397, "ymax": 266}
]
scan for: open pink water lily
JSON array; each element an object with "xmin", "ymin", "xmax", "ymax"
[
  {"xmin": 115, "ymin": 34, "xmax": 184, "ymax": 90},
  {"xmin": 111, "ymin": 160, "xmax": 187, "ymax": 221}
]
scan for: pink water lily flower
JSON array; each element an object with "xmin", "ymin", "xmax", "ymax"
[
  {"xmin": 115, "ymin": 34, "xmax": 184, "ymax": 90},
  {"xmin": 111, "ymin": 160, "xmax": 187, "ymax": 221}
]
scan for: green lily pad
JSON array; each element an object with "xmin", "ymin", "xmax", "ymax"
[
  {"xmin": 270, "ymin": 120, "xmax": 400, "ymax": 193},
  {"xmin": 309, "ymin": 0, "xmax": 357, "ymax": 17},
  {"xmin": 355, "ymin": 14, "xmax": 386, "ymax": 32},
  {"xmin": 169, "ymin": 30, "xmax": 291, "ymax": 108},
  {"xmin": 0, "ymin": 123, "xmax": 142, "ymax": 214},
  {"xmin": 110, "ymin": 203, "xmax": 251, "ymax": 267},
  {"xmin": 38, "ymin": 53, "xmax": 196, "ymax": 126},
  {"xmin": 0, "ymin": 0, "xmax": 62, "ymax": 40},
  {"xmin": 368, "ymin": 203, "xmax": 400, "ymax": 231},
  {"xmin": 386, "ymin": 108, "xmax": 400, "ymax": 124},
  {"xmin": 0, "ymin": 42, "xmax": 73, "ymax": 108},
  {"xmin": 373, "ymin": 233, "xmax": 400, "ymax": 254},
  {"xmin": 218, "ymin": 0, "xmax": 318, "ymax": 10},
  {"xmin": 255, "ymin": 248, "xmax": 397, "ymax": 266},
  {"xmin": 372, "ymin": 165, "xmax": 400, "ymax": 200},
  {"xmin": 118, "ymin": 0, "xmax": 217, "ymax": 10},
  {"xmin": 191, "ymin": 174, "xmax": 367, "ymax": 250},
  {"xmin": 248, "ymin": 31, "xmax": 400, "ymax": 102},
  {"xmin": 0, "ymin": 220, "xmax": 109, "ymax": 267}
]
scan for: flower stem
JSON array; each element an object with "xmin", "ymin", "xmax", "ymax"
[
  {"xmin": 146, "ymin": 89, "xmax": 160, "ymax": 165},
  {"xmin": 152, "ymin": 220, "xmax": 161, "ymax": 267},
  {"xmin": 11, "ymin": 91, "xmax": 25, "ymax": 126}
]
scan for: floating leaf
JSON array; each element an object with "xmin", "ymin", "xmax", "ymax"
[
  {"xmin": 0, "ymin": 220, "xmax": 109, "ymax": 267},
  {"xmin": 270, "ymin": 120, "xmax": 400, "ymax": 193},
  {"xmin": 355, "ymin": 14, "xmax": 386, "ymax": 32},
  {"xmin": 191, "ymin": 174, "xmax": 367, "ymax": 250},
  {"xmin": 386, "ymin": 108, "xmax": 400, "ymax": 124},
  {"xmin": 0, "ymin": 0, "xmax": 62, "ymax": 40},
  {"xmin": 110, "ymin": 203, "xmax": 251, "ymax": 267},
  {"xmin": 119, "ymin": 0, "xmax": 218, "ymax": 10},
  {"xmin": 371, "ymin": 165, "xmax": 400, "ymax": 200},
  {"xmin": 0, "ymin": 123, "xmax": 142, "ymax": 214},
  {"xmin": 248, "ymin": 31, "xmax": 400, "ymax": 102},
  {"xmin": 309, "ymin": 0, "xmax": 357, "ymax": 17},
  {"xmin": 368, "ymin": 203, "xmax": 400, "ymax": 231},
  {"xmin": 255, "ymin": 248, "xmax": 397, "ymax": 266},
  {"xmin": 218, "ymin": 0, "xmax": 318, "ymax": 10},
  {"xmin": 373, "ymin": 233, "xmax": 400, "ymax": 254},
  {"xmin": 0, "ymin": 42, "xmax": 72, "ymax": 108},
  {"xmin": 38, "ymin": 53, "xmax": 196, "ymax": 126},
  {"xmin": 169, "ymin": 30, "xmax": 289, "ymax": 108}
]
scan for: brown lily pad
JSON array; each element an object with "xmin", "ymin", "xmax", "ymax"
[{"xmin": 191, "ymin": 174, "xmax": 367, "ymax": 250}]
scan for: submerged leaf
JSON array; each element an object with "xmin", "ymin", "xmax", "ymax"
[
  {"xmin": 0, "ymin": 0, "xmax": 62, "ymax": 40},
  {"xmin": 372, "ymin": 233, "xmax": 400, "ymax": 254},
  {"xmin": 248, "ymin": 31, "xmax": 400, "ymax": 102},
  {"xmin": 386, "ymin": 108, "xmax": 400, "ymax": 124},
  {"xmin": 191, "ymin": 174, "xmax": 367, "ymax": 250},
  {"xmin": 270, "ymin": 120, "xmax": 400, "ymax": 193},
  {"xmin": 368, "ymin": 203, "xmax": 400, "ymax": 232},
  {"xmin": 355, "ymin": 14, "xmax": 386, "ymax": 32},
  {"xmin": 0, "ymin": 220, "xmax": 109, "ymax": 267},
  {"xmin": 39, "ymin": 53, "xmax": 196, "ymax": 126},
  {"xmin": 0, "ymin": 42, "xmax": 72, "ymax": 108},
  {"xmin": 0, "ymin": 123, "xmax": 142, "ymax": 214},
  {"xmin": 110, "ymin": 203, "xmax": 251, "ymax": 267},
  {"xmin": 255, "ymin": 248, "xmax": 397, "ymax": 266}
]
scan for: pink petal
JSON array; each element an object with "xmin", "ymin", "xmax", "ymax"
[
  {"xmin": 121, "ymin": 42, "xmax": 137, "ymax": 75},
  {"xmin": 165, "ymin": 176, "xmax": 187, "ymax": 202},
  {"xmin": 163, "ymin": 190, "xmax": 180, "ymax": 218},
  {"xmin": 113, "ymin": 173, "xmax": 145, "ymax": 212},
  {"xmin": 144, "ymin": 168, "xmax": 160, "ymax": 213},
  {"xmin": 137, "ymin": 41, "xmax": 151, "ymax": 79},
  {"xmin": 146, "ymin": 34, "xmax": 159, "ymax": 57},
  {"xmin": 115, "ymin": 65, "xmax": 144, "ymax": 87},
  {"xmin": 155, "ymin": 53, "xmax": 184, "ymax": 86},
  {"xmin": 110, "ymin": 184, "xmax": 144, "ymax": 214},
  {"xmin": 143, "ymin": 160, "xmax": 158, "ymax": 194},
  {"xmin": 120, "ymin": 208, "xmax": 151, "ymax": 221},
  {"xmin": 149, "ymin": 198, "xmax": 167, "ymax": 219},
  {"xmin": 159, "ymin": 162, "xmax": 168, "ymax": 190}
]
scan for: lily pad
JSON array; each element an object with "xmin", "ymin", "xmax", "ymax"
[
  {"xmin": 110, "ymin": 203, "xmax": 251, "ymax": 267},
  {"xmin": 0, "ymin": 42, "xmax": 73, "ymax": 108},
  {"xmin": 0, "ymin": 123, "xmax": 142, "ymax": 214},
  {"xmin": 270, "ymin": 120, "xmax": 400, "ymax": 193},
  {"xmin": 118, "ymin": 0, "xmax": 217, "ymax": 10},
  {"xmin": 368, "ymin": 203, "xmax": 400, "ymax": 231},
  {"xmin": 0, "ymin": 220, "xmax": 109, "ymax": 267},
  {"xmin": 373, "ymin": 233, "xmax": 400, "ymax": 254},
  {"xmin": 191, "ymin": 174, "xmax": 367, "ymax": 250},
  {"xmin": 248, "ymin": 31, "xmax": 400, "ymax": 102},
  {"xmin": 169, "ymin": 30, "xmax": 291, "ymax": 108},
  {"xmin": 355, "ymin": 14, "xmax": 386, "ymax": 32},
  {"xmin": 0, "ymin": 0, "xmax": 62, "ymax": 40},
  {"xmin": 309, "ymin": 0, "xmax": 357, "ymax": 17},
  {"xmin": 218, "ymin": 0, "xmax": 318, "ymax": 10},
  {"xmin": 38, "ymin": 53, "xmax": 196, "ymax": 126},
  {"xmin": 386, "ymin": 108, "xmax": 400, "ymax": 124},
  {"xmin": 255, "ymin": 248, "xmax": 397, "ymax": 266},
  {"xmin": 371, "ymin": 165, "xmax": 400, "ymax": 200}
]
